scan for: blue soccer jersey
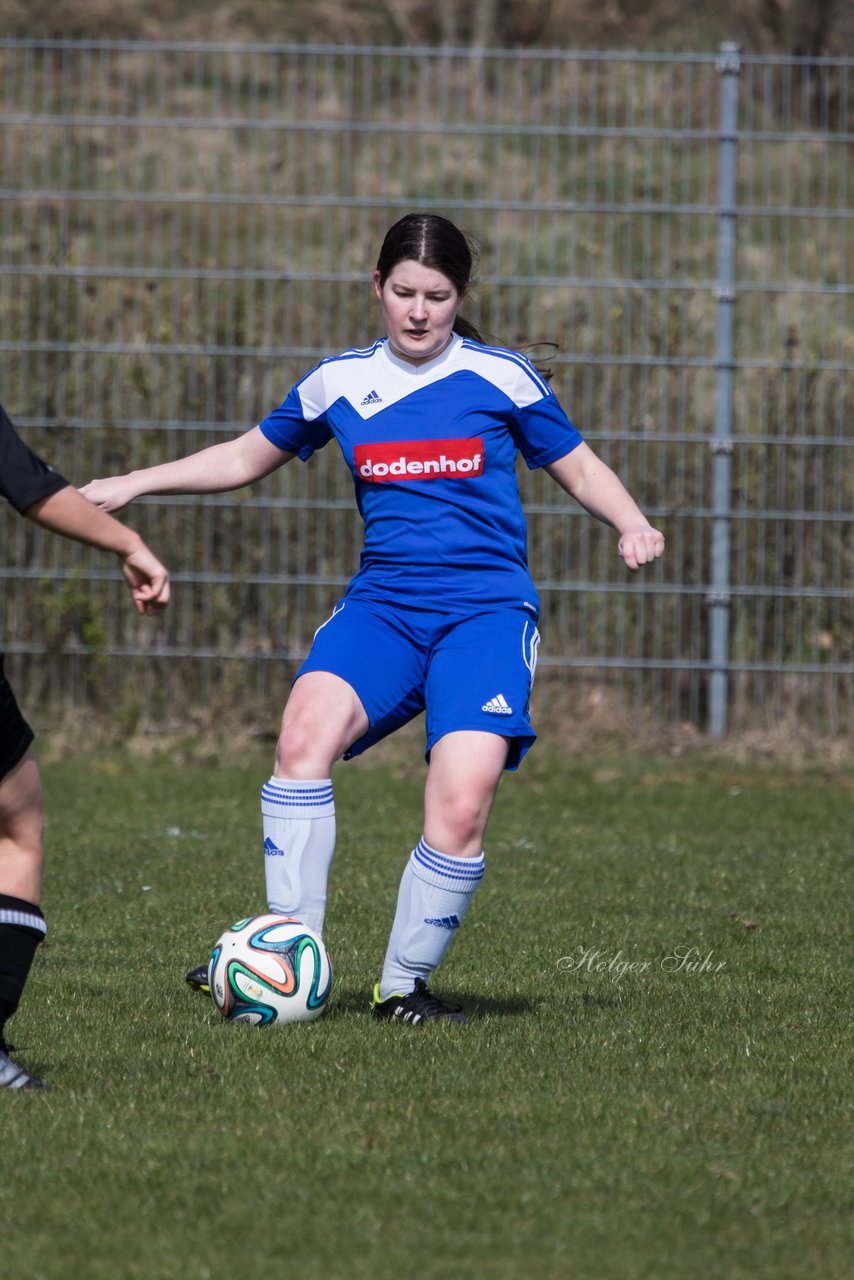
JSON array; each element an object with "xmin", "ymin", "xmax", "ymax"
[{"xmin": 259, "ymin": 334, "xmax": 583, "ymax": 612}]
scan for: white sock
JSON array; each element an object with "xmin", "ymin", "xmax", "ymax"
[
  {"xmin": 261, "ymin": 777, "xmax": 336, "ymax": 937},
  {"xmin": 379, "ymin": 837, "xmax": 485, "ymax": 998}
]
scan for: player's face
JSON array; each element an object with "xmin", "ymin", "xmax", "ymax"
[{"xmin": 374, "ymin": 260, "xmax": 463, "ymax": 365}]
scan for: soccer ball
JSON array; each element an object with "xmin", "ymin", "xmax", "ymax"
[{"xmin": 209, "ymin": 914, "xmax": 332, "ymax": 1025}]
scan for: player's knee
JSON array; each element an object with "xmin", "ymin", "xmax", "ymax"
[
  {"xmin": 275, "ymin": 724, "xmax": 312, "ymax": 776},
  {"xmin": 434, "ymin": 791, "xmax": 489, "ymax": 852},
  {"xmin": 0, "ymin": 811, "xmax": 45, "ymax": 888},
  {"xmin": 0, "ymin": 790, "xmax": 44, "ymax": 853},
  {"xmin": 275, "ymin": 722, "xmax": 332, "ymax": 778}
]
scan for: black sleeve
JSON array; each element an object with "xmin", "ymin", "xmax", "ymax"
[{"xmin": 0, "ymin": 403, "xmax": 69, "ymax": 514}]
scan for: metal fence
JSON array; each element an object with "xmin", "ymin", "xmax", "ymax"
[{"xmin": 1, "ymin": 39, "xmax": 852, "ymax": 739}]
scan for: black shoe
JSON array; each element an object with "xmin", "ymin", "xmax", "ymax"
[
  {"xmin": 185, "ymin": 963, "xmax": 211, "ymax": 996},
  {"xmin": 371, "ymin": 977, "xmax": 468, "ymax": 1024},
  {"xmin": 0, "ymin": 1046, "xmax": 44, "ymax": 1090}
]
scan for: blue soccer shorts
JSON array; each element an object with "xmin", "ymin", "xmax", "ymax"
[{"xmin": 295, "ymin": 598, "xmax": 541, "ymax": 770}]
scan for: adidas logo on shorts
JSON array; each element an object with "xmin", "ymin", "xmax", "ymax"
[{"xmin": 482, "ymin": 693, "xmax": 513, "ymax": 715}]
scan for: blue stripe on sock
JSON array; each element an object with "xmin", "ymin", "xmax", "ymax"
[
  {"xmin": 261, "ymin": 782, "xmax": 334, "ymax": 810},
  {"xmin": 261, "ymin": 783, "xmax": 333, "ymax": 799},
  {"xmin": 414, "ymin": 839, "xmax": 484, "ymax": 883}
]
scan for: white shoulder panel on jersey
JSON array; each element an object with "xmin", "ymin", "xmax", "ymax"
[
  {"xmin": 457, "ymin": 340, "xmax": 552, "ymax": 409},
  {"xmin": 294, "ymin": 335, "xmax": 550, "ymax": 423},
  {"xmin": 295, "ymin": 342, "xmax": 385, "ymax": 422}
]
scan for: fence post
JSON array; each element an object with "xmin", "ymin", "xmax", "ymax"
[{"xmin": 709, "ymin": 42, "xmax": 740, "ymax": 737}]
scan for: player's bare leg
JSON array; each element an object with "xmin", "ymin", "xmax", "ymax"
[
  {"xmin": 423, "ymin": 730, "xmax": 509, "ymax": 857},
  {"xmin": 274, "ymin": 671, "xmax": 369, "ymax": 778},
  {"xmin": 185, "ymin": 673, "xmax": 369, "ymax": 994},
  {"xmin": 264, "ymin": 671, "xmax": 369, "ymax": 929},
  {"xmin": 0, "ymin": 751, "xmax": 47, "ymax": 1087},
  {"xmin": 0, "ymin": 750, "xmax": 44, "ymax": 904},
  {"xmin": 373, "ymin": 730, "xmax": 509, "ymax": 1023}
]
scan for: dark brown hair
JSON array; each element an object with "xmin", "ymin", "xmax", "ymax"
[
  {"xmin": 375, "ymin": 213, "xmax": 554, "ymax": 379},
  {"xmin": 375, "ymin": 213, "xmax": 485, "ymax": 344}
]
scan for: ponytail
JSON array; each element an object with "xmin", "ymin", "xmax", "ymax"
[
  {"xmin": 454, "ymin": 318, "xmax": 556, "ymax": 383},
  {"xmin": 452, "ymin": 314, "xmax": 486, "ymax": 344}
]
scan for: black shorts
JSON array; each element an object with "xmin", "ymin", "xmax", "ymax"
[{"xmin": 0, "ymin": 655, "xmax": 34, "ymax": 782}]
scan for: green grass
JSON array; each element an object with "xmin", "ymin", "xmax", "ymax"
[{"xmin": 2, "ymin": 748, "xmax": 852, "ymax": 1279}]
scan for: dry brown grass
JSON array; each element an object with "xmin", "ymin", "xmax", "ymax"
[{"xmin": 1, "ymin": 0, "xmax": 852, "ymax": 55}]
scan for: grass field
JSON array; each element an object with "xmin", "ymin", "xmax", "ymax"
[{"xmin": 2, "ymin": 745, "xmax": 852, "ymax": 1279}]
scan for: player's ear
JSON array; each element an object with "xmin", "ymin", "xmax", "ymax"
[{"xmin": 372, "ymin": 270, "xmax": 383, "ymax": 300}]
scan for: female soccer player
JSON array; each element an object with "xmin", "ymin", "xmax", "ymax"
[
  {"xmin": 0, "ymin": 402, "xmax": 170, "ymax": 1087},
  {"xmin": 82, "ymin": 213, "xmax": 664, "ymax": 1025}
]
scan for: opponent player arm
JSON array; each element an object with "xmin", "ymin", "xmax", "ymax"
[
  {"xmin": 545, "ymin": 442, "xmax": 665, "ymax": 572},
  {"xmin": 24, "ymin": 486, "xmax": 170, "ymax": 614},
  {"xmin": 79, "ymin": 426, "xmax": 294, "ymax": 513}
]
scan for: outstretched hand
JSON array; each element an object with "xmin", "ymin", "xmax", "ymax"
[
  {"xmin": 79, "ymin": 475, "xmax": 135, "ymax": 512},
  {"xmin": 120, "ymin": 545, "xmax": 171, "ymax": 615},
  {"xmin": 618, "ymin": 525, "xmax": 665, "ymax": 572}
]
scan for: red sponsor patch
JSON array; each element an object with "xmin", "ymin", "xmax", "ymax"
[{"xmin": 354, "ymin": 438, "xmax": 485, "ymax": 483}]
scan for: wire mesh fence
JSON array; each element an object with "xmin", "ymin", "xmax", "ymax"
[{"xmin": 0, "ymin": 39, "xmax": 851, "ymax": 738}]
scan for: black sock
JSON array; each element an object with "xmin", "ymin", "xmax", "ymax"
[{"xmin": 0, "ymin": 895, "xmax": 47, "ymax": 1048}]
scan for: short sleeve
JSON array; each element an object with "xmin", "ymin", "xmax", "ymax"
[
  {"xmin": 509, "ymin": 379, "xmax": 584, "ymax": 471},
  {"xmin": 0, "ymin": 404, "xmax": 69, "ymax": 513},
  {"xmin": 258, "ymin": 368, "xmax": 334, "ymax": 462}
]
